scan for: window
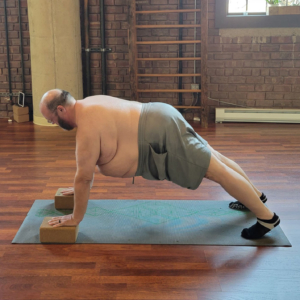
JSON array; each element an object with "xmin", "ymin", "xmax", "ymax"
[
  {"xmin": 229, "ymin": 0, "xmax": 268, "ymax": 15},
  {"xmin": 228, "ymin": 0, "xmax": 300, "ymax": 16},
  {"xmin": 215, "ymin": 0, "xmax": 300, "ymax": 28}
]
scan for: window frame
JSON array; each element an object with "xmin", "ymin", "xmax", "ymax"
[{"xmin": 215, "ymin": 0, "xmax": 300, "ymax": 28}]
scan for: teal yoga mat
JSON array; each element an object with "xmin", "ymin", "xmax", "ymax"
[{"xmin": 12, "ymin": 200, "xmax": 291, "ymax": 246}]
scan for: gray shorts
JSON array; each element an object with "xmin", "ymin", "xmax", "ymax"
[{"xmin": 135, "ymin": 102, "xmax": 211, "ymax": 190}]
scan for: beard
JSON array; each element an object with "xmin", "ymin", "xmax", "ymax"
[{"xmin": 57, "ymin": 115, "xmax": 74, "ymax": 131}]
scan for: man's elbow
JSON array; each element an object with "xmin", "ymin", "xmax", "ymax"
[{"xmin": 75, "ymin": 174, "xmax": 93, "ymax": 185}]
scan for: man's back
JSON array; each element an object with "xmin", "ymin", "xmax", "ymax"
[{"xmin": 76, "ymin": 95, "xmax": 142, "ymax": 178}]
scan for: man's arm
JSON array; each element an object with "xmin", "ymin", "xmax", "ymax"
[
  {"xmin": 49, "ymin": 128, "xmax": 100, "ymax": 227},
  {"xmin": 72, "ymin": 129, "xmax": 100, "ymax": 223},
  {"xmin": 60, "ymin": 173, "xmax": 94, "ymax": 196}
]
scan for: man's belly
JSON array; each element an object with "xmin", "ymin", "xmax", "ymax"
[{"xmin": 97, "ymin": 152, "xmax": 139, "ymax": 178}]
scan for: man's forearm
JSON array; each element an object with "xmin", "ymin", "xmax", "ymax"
[{"xmin": 72, "ymin": 177, "xmax": 91, "ymax": 223}]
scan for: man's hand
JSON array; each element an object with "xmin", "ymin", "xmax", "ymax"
[
  {"xmin": 61, "ymin": 187, "xmax": 74, "ymax": 195},
  {"xmin": 48, "ymin": 214, "xmax": 79, "ymax": 228}
]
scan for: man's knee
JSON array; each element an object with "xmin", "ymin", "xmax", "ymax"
[
  {"xmin": 204, "ymin": 154, "xmax": 228, "ymax": 184},
  {"xmin": 208, "ymin": 145, "xmax": 225, "ymax": 162}
]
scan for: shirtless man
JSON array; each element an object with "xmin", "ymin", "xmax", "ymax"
[{"xmin": 39, "ymin": 89, "xmax": 280, "ymax": 239}]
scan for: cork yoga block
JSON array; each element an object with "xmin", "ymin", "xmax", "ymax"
[
  {"xmin": 40, "ymin": 217, "xmax": 79, "ymax": 243},
  {"xmin": 55, "ymin": 188, "xmax": 74, "ymax": 210}
]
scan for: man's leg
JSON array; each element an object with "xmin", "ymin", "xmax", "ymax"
[
  {"xmin": 207, "ymin": 145, "xmax": 267, "ymax": 210},
  {"xmin": 205, "ymin": 153, "xmax": 280, "ymax": 239}
]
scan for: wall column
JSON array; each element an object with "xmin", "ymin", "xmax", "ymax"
[{"xmin": 28, "ymin": 0, "xmax": 83, "ymax": 126}]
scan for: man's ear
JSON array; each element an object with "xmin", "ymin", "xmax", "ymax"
[{"xmin": 57, "ymin": 105, "xmax": 65, "ymax": 113}]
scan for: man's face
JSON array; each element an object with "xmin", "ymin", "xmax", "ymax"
[{"xmin": 42, "ymin": 105, "xmax": 74, "ymax": 131}]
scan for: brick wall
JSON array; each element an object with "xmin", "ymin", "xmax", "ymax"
[
  {"xmin": 1, "ymin": 0, "xmax": 299, "ymax": 122},
  {"xmin": 0, "ymin": 0, "xmax": 31, "ymax": 118},
  {"xmin": 207, "ymin": 0, "xmax": 300, "ymax": 119}
]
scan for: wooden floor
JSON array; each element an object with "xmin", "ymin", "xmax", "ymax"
[{"xmin": 0, "ymin": 119, "xmax": 300, "ymax": 300}]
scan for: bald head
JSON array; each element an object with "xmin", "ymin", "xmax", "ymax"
[
  {"xmin": 40, "ymin": 89, "xmax": 77, "ymax": 130},
  {"xmin": 40, "ymin": 89, "xmax": 75, "ymax": 113}
]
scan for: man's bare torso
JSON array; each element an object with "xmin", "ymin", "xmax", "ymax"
[{"xmin": 75, "ymin": 95, "xmax": 142, "ymax": 178}]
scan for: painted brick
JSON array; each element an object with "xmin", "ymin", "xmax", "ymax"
[
  {"xmin": 208, "ymin": 84, "xmax": 218, "ymax": 91},
  {"xmin": 232, "ymin": 68, "xmax": 243, "ymax": 76},
  {"xmin": 255, "ymin": 84, "xmax": 273, "ymax": 92},
  {"xmin": 246, "ymin": 77, "xmax": 265, "ymax": 84},
  {"xmin": 232, "ymin": 36, "xmax": 252, "ymax": 44},
  {"xmin": 274, "ymin": 100, "xmax": 293, "ymax": 107},
  {"xmin": 293, "ymin": 52, "xmax": 300, "ymax": 59},
  {"xmin": 281, "ymin": 61, "xmax": 294, "ymax": 68},
  {"xmin": 271, "ymin": 52, "xmax": 294, "ymax": 60},
  {"xmin": 236, "ymin": 85, "xmax": 255, "ymax": 92},
  {"xmin": 208, "ymin": 44, "xmax": 222, "ymax": 52},
  {"xmin": 284, "ymin": 93, "xmax": 300, "ymax": 100},
  {"xmin": 247, "ymin": 92, "xmax": 266, "ymax": 100},
  {"xmin": 274, "ymin": 85, "xmax": 292, "ymax": 92},
  {"xmin": 263, "ymin": 61, "xmax": 281, "ymax": 68},
  {"xmin": 261, "ymin": 45, "xmax": 280, "ymax": 52},
  {"xmin": 115, "ymin": 14, "xmax": 127, "ymax": 21},
  {"xmin": 214, "ymin": 36, "xmax": 221, "ymax": 44},
  {"xmin": 0, "ymin": 104, "xmax": 7, "ymax": 110},
  {"xmin": 224, "ymin": 61, "xmax": 244, "ymax": 68},
  {"xmin": 208, "ymin": 29, "xmax": 219, "ymax": 36},
  {"xmin": 252, "ymin": 37, "xmax": 271, "ymax": 44},
  {"xmin": 269, "ymin": 69, "xmax": 280, "ymax": 76},
  {"xmin": 237, "ymin": 99, "xmax": 256, "ymax": 107},
  {"xmin": 215, "ymin": 69, "xmax": 225, "ymax": 76},
  {"xmin": 106, "ymin": 6, "xmax": 123, "ymax": 13},
  {"xmin": 292, "ymin": 86, "xmax": 300, "ymax": 92},
  {"xmin": 241, "ymin": 44, "xmax": 260, "ymax": 52},
  {"xmin": 279, "ymin": 69, "xmax": 290, "ymax": 77},
  {"xmin": 210, "ymin": 92, "xmax": 229, "ymax": 99},
  {"xmin": 207, "ymin": 69, "xmax": 216, "ymax": 76},
  {"xmin": 243, "ymin": 60, "xmax": 264, "ymax": 68},
  {"xmin": 210, "ymin": 76, "xmax": 228, "ymax": 84},
  {"xmin": 233, "ymin": 53, "xmax": 252, "ymax": 60},
  {"xmin": 218, "ymin": 84, "xmax": 236, "ymax": 92},
  {"xmin": 271, "ymin": 36, "xmax": 293, "ymax": 44},
  {"xmin": 289, "ymin": 70, "xmax": 299, "ymax": 77},
  {"xmin": 265, "ymin": 77, "xmax": 284, "ymax": 84},
  {"xmin": 280, "ymin": 44, "xmax": 294, "ymax": 51},
  {"xmin": 0, "ymin": 111, "xmax": 8, "ymax": 117},
  {"xmin": 220, "ymin": 37, "xmax": 232, "ymax": 44},
  {"xmin": 224, "ymin": 69, "xmax": 234, "ymax": 76},
  {"xmin": 209, "ymin": 20, "xmax": 215, "ymax": 29},
  {"xmin": 222, "ymin": 44, "xmax": 241, "ymax": 52},
  {"xmin": 228, "ymin": 76, "xmax": 246, "ymax": 84},
  {"xmin": 228, "ymin": 92, "xmax": 247, "ymax": 99},
  {"xmin": 208, "ymin": 61, "xmax": 225, "ymax": 68},
  {"xmin": 214, "ymin": 54, "xmax": 233, "ymax": 60},
  {"xmin": 253, "ymin": 53, "xmax": 270, "ymax": 60},
  {"xmin": 284, "ymin": 77, "xmax": 300, "ymax": 85},
  {"xmin": 251, "ymin": 69, "xmax": 260, "ymax": 76},
  {"xmin": 266, "ymin": 92, "xmax": 284, "ymax": 100}
]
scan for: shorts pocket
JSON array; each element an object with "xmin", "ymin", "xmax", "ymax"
[{"xmin": 149, "ymin": 145, "xmax": 168, "ymax": 180}]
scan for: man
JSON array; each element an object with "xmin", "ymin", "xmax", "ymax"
[{"xmin": 39, "ymin": 89, "xmax": 280, "ymax": 239}]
